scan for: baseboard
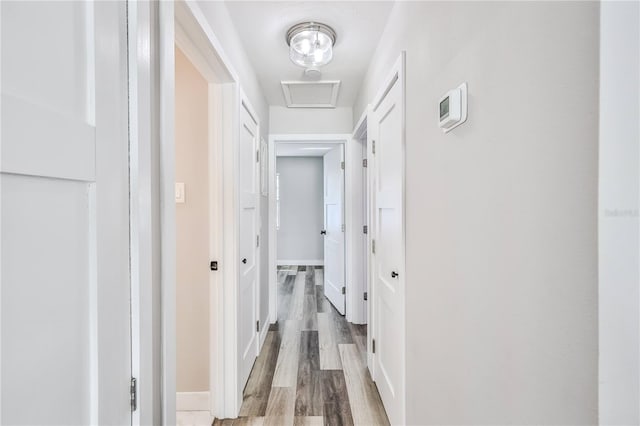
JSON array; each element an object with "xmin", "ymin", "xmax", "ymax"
[
  {"xmin": 176, "ymin": 391, "xmax": 209, "ymax": 411},
  {"xmin": 277, "ymin": 259, "xmax": 324, "ymax": 266},
  {"xmin": 259, "ymin": 318, "xmax": 270, "ymax": 349}
]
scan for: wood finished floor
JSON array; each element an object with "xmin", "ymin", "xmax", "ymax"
[{"xmin": 214, "ymin": 266, "xmax": 389, "ymax": 426}]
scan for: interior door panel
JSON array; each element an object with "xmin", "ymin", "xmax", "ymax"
[
  {"xmin": 238, "ymin": 103, "xmax": 260, "ymax": 388},
  {"xmin": 323, "ymin": 146, "xmax": 346, "ymax": 314},
  {"xmin": 371, "ymin": 74, "xmax": 405, "ymax": 425},
  {"xmin": 1, "ymin": 2, "xmax": 132, "ymax": 424}
]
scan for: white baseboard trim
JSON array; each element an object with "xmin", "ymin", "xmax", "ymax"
[
  {"xmin": 259, "ymin": 318, "xmax": 269, "ymax": 350},
  {"xmin": 277, "ymin": 259, "xmax": 324, "ymax": 266},
  {"xmin": 176, "ymin": 391, "xmax": 209, "ymax": 411}
]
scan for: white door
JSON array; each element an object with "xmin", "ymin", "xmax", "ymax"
[
  {"xmin": 371, "ymin": 71, "xmax": 405, "ymax": 424},
  {"xmin": 323, "ymin": 146, "xmax": 346, "ymax": 314},
  {"xmin": 1, "ymin": 2, "xmax": 132, "ymax": 425},
  {"xmin": 238, "ymin": 101, "xmax": 259, "ymax": 387}
]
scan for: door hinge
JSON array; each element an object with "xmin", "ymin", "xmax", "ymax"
[
  {"xmin": 372, "ymin": 239, "xmax": 376, "ymax": 254},
  {"xmin": 341, "ymin": 161, "xmax": 345, "ymax": 170},
  {"xmin": 256, "ymin": 235, "xmax": 260, "ymax": 247},
  {"xmin": 364, "ymin": 292, "xmax": 368, "ymax": 301},
  {"xmin": 363, "ymin": 158, "xmax": 368, "ymax": 168},
  {"xmin": 363, "ymin": 225, "xmax": 368, "ymax": 234},
  {"xmin": 341, "ymin": 224, "xmax": 345, "ymax": 232},
  {"xmin": 256, "ymin": 150, "xmax": 260, "ymax": 163},
  {"xmin": 342, "ymin": 286, "xmax": 346, "ymax": 295},
  {"xmin": 256, "ymin": 320, "xmax": 260, "ymax": 332},
  {"xmin": 372, "ymin": 339, "xmax": 376, "ymax": 354},
  {"xmin": 130, "ymin": 377, "xmax": 137, "ymax": 412},
  {"xmin": 372, "ymin": 140, "xmax": 376, "ymax": 154},
  {"xmin": 210, "ymin": 260, "xmax": 218, "ymax": 271}
]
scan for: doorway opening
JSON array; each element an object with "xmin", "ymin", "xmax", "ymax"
[
  {"xmin": 268, "ymin": 135, "xmax": 352, "ymax": 322},
  {"xmin": 165, "ymin": 1, "xmax": 242, "ymax": 423},
  {"xmin": 249, "ymin": 134, "xmax": 388, "ymax": 424},
  {"xmin": 274, "ymin": 142, "xmax": 345, "ymax": 314},
  {"xmin": 174, "ymin": 45, "xmax": 214, "ymax": 424}
]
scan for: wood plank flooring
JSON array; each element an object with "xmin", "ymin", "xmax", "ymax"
[{"xmin": 214, "ymin": 266, "xmax": 389, "ymax": 426}]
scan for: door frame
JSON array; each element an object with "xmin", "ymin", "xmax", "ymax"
[
  {"xmin": 131, "ymin": 0, "xmax": 249, "ymax": 422},
  {"xmin": 349, "ymin": 108, "xmax": 372, "ymax": 326},
  {"xmin": 267, "ymin": 134, "xmax": 351, "ymax": 324},
  {"xmin": 127, "ymin": 2, "xmax": 158, "ymax": 424}
]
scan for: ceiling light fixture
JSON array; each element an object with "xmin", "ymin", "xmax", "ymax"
[{"xmin": 286, "ymin": 22, "xmax": 337, "ymax": 68}]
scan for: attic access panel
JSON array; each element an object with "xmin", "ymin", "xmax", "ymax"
[{"xmin": 281, "ymin": 80, "xmax": 341, "ymax": 108}]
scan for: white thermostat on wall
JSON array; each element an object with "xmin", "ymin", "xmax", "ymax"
[{"xmin": 439, "ymin": 82, "xmax": 468, "ymax": 133}]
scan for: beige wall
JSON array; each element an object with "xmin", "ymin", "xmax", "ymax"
[
  {"xmin": 355, "ymin": 2, "xmax": 599, "ymax": 424},
  {"xmin": 175, "ymin": 46, "xmax": 209, "ymax": 392}
]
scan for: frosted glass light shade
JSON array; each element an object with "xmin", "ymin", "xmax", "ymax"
[{"xmin": 287, "ymin": 22, "xmax": 336, "ymax": 68}]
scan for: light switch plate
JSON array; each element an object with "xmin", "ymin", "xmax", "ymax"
[{"xmin": 175, "ymin": 182, "xmax": 185, "ymax": 203}]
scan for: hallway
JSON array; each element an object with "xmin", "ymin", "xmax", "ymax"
[
  {"xmin": 215, "ymin": 266, "xmax": 389, "ymax": 425},
  {"xmin": 2, "ymin": 1, "xmax": 637, "ymax": 425}
]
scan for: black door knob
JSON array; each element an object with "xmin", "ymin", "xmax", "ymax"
[
  {"xmin": 242, "ymin": 258, "xmax": 247, "ymax": 264},
  {"xmin": 391, "ymin": 271, "xmax": 399, "ymax": 278},
  {"xmin": 320, "ymin": 230, "xmax": 327, "ymax": 235}
]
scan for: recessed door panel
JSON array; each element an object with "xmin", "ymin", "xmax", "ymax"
[
  {"xmin": 1, "ymin": 2, "xmax": 131, "ymax": 424},
  {"xmin": 238, "ymin": 103, "xmax": 259, "ymax": 388},
  {"xmin": 371, "ymin": 75, "xmax": 404, "ymax": 425},
  {"xmin": 3, "ymin": 176, "xmax": 93, "ymax": 424},
  {"xmin": 323, "ymin": 146, "xmax": 345, "ymax": 314}
]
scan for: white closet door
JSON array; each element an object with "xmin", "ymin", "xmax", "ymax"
[
  {"xmin": 238, "ymin": 101, "xmax": 260, "ymax": 388},
  {"xmin": 371, "ymin": 72, "xmax": 405, "ymax": 425},
  {"xmin": 1, "ymin": 2, "xmax": 132, "ymax": 424},
  {"xmin": 323, "ymin": 145, "xmax": 346, "ymax": 314}
]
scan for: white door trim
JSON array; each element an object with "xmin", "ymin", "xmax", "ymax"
[
  {"xmin": 133, "ymin": 0, "xmax": 245, "ymax": 422},
  {"xmin": 348, "ymin": 108, "xmax": 371, "ymax": 326},
  {"xmin": 267, "ymin": 134, "xmax": 351, "ymax": 324},
  {"xmin": 353, "ymin": 105, "xmax": 377, "ymax": 371},
  {"xmin": 368, "ymin": 52, "xmax": 406, "ymax": 425},
  {"xmin": 127, "ymin": 2, "xmax": 157, "ymax": 424},
  {"xmin": 158, "ymin": 3, "xmax": 177, "ymax": 424}
]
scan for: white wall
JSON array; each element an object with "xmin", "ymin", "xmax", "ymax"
[
  {"xmin": 276, "ymin": 157, "xmax": 324, "ymax": 263},
  {"xmin": 355, "ymin": 2, "xmax": 599, "ymax": 424},
  {"xmin": 196, "ymin": 1, "xmax": 271, "ymax": 334},
  {"xmin": 197, "ymin": 2, "xmax": 268, "ymax": 137},
  {"xmin": 270, "ymin": 106, "xmax": 353, "ymax": 134},
  {"xmin": 598, "ymin": 2, "xmax": 640, "ymax": 424}
]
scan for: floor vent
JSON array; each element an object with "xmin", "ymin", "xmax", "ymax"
[{"xmin": 281, "ymin": 80, "xmax": 340, "ymax": 108}]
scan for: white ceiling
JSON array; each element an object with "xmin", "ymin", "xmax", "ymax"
[
  {"xmin": 276, "ymin": 143, "xmax": 338, "ymax": 157},
  {"xmin": 224, "ymin": 1, "xmax": 394, "ymax": 107}
]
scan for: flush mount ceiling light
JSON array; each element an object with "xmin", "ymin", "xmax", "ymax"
[{"xmin": 286, "ymin": 22, "xmax": 337, "ymax": 68}]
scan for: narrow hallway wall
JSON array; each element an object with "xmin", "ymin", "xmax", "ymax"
[
  {"xmin": 354, "ymin": 2, "xmax": 599, "ymax": 424},
  {"xmin": 175, "ymin": 47, "xmax": 209, "ymax": 392}
]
